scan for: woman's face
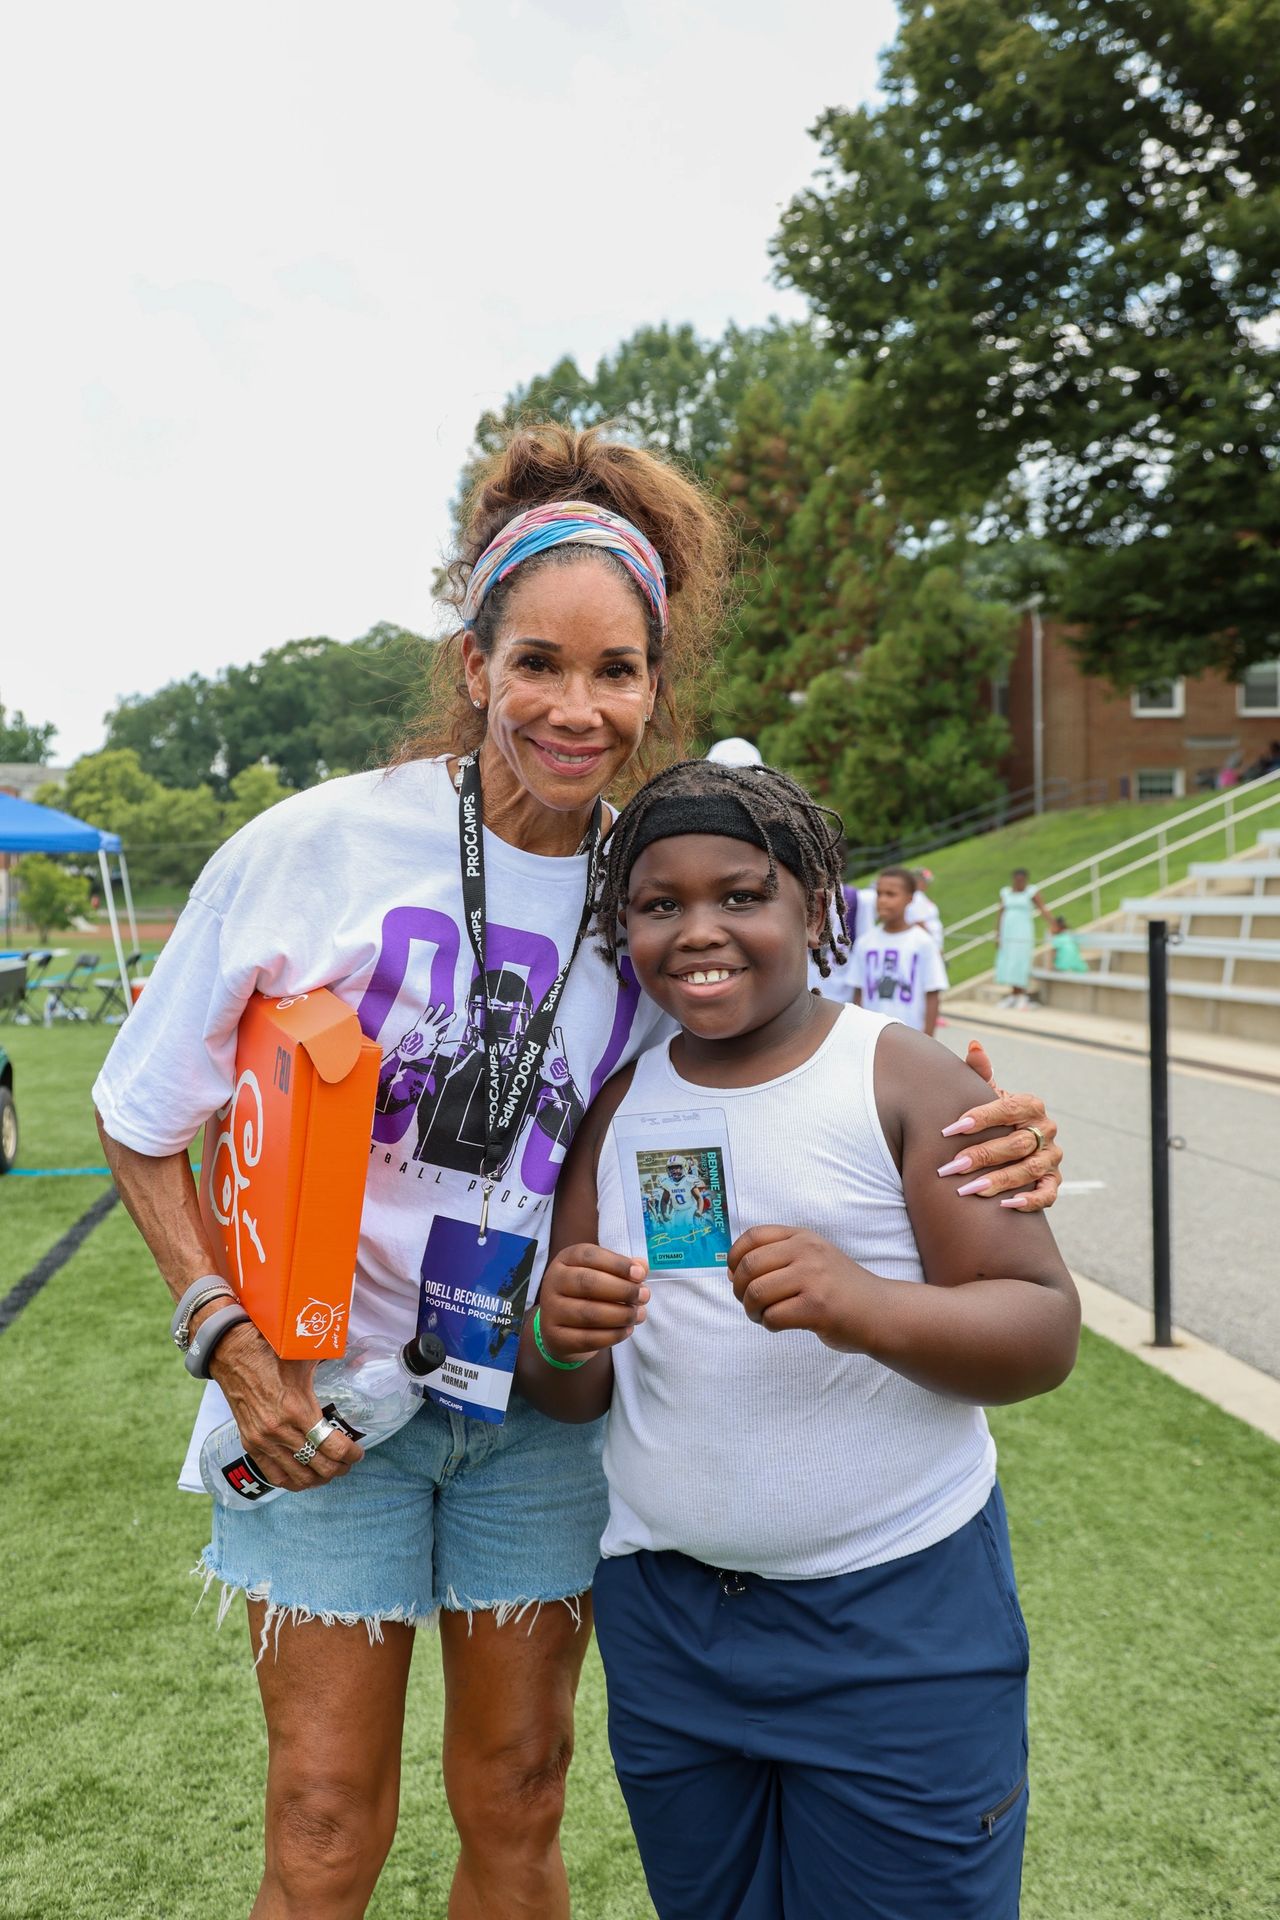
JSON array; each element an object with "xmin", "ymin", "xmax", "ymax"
[{"xmin": 463, "ymin": 558, "xmax": 658, "ymax": 816}]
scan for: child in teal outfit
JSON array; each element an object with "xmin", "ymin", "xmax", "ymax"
[{"xmin": 1050, "ymin": 915, "xmax": 1091, "ymax": 974}]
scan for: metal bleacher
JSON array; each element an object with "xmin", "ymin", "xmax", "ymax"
[{"xmin": 1029, "ymin": 831, "xmax": 1280, "ymax": 1043}]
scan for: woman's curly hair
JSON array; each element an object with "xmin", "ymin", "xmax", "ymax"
[
  {"xmin": 596, "ymin": 759, "xmax": 851, "ymax": 980},
  {"xmin": 391, "ymin": 422, "xmax": 734, "ymax": 798}
]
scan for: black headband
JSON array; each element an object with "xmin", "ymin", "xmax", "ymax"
[{"xmin": 618, "ymin": 792, "xmax": 808, "ymax": 890}]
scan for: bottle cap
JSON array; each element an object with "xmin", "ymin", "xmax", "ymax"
[{"xmin": 402, "ymin": 1332, "xmax": 446, "ymax": 1377}]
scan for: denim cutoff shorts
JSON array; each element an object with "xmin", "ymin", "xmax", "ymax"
[{"xmin": 198, "ymin": 1390, "xmax": 608, "ymax": 1647}]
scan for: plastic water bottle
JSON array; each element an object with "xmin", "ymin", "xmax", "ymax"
[{"xmin": 200, "ymin": 1332, "xmax": 446, "ymax": 1509}]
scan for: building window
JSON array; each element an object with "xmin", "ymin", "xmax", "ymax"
[
  {"xmin": 990, "ymin": 672, "xmax": 1010, "ymax": 718},
  {"xmin": 1131, "ymin": 678, "xmax": 1185, "ymax": 718},
  {"xmin": 1238, "ymin": 659, "xmax": 1280, "ymax": 716},
  {"xmin": 1135, "ymin": 768, "xmax": 1186, "ymax": 801}
]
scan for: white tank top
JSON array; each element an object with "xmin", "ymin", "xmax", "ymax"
[{"xmin": 597, "ymin": 1006, "xmax": 996, "ymax": 1578}]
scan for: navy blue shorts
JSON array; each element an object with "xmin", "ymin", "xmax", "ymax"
[{"xmin": 593, "ymin": 1485, "xmax": 1029, "ymax": 1920}]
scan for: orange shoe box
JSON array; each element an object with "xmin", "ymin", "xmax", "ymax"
[{"xmin": 198, "ymin": 989, "xmax": 381, "ymax": 1359}]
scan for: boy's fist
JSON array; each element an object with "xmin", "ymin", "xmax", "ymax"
[
  {"xmin": 728, "ymin": 1225, "xmax": 881, "ymax": 1353},
  {"xmin": 535, "ymin": 1244, "xmax": 650, "ymax": 1365}
]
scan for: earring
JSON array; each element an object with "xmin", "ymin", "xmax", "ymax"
[{"xmin": 473, "ymin": 699, "xmax": 485, "ymax": 711}]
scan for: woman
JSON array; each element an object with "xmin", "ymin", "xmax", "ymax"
[
  {"xmin": 94, "ymin": 425, "xmax": 1063, "ymax": 1920},
  {"xmin": 995, "ymin": 866, "xmax": 1050, "ymax": 1011}
]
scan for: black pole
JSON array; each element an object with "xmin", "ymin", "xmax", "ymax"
[{"xmin": 1148, "ymin": 919, "xmax": 1174, "ymax": 1347}]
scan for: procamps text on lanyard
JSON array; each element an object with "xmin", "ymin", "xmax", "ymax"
[{"xmin": 455, "ymin": 755, "xmax": 603, "ymax": 1237}]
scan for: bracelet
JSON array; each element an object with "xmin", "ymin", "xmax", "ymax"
[
  {"xmin": 533, "ymin": 1306, "xmax": 588, "ymax": 1371},
  {"xmin": 170, "ymin": 1275, "xmax": 235, "ymax": 1352},
  {"xmin": 184, "ymin": 1302, "xmax": 252, "ymax": 1380}
]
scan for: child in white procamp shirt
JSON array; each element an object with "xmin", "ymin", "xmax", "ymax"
[{"xmin": 852, "ymin": 865, "xmax": 949, "ymax": 1035}]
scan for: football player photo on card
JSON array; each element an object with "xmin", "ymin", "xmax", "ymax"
[{"xmin": 614, "ymin": 1110, "xmax": 738, "ymax": 1273}]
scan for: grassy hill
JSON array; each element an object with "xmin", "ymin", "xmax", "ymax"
[{"xmin": 864, "ymin": 788, "xmax": 1280, "ymax": 987}]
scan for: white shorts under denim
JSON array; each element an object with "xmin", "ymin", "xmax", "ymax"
[{"xmin": 197, "ymin": 1391, "xmax": 608, "ymax": 1656}]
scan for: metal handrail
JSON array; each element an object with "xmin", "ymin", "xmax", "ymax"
[
  {"xmin": 943, "ymin": 767, "xmax": 1280, "ymax": 969},
  {"xmin": 846, "ymin": 776, "xmax": 1107, "ymax": 876}
]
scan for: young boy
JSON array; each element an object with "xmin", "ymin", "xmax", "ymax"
[
  {"xmin": 518, "ymin": 760, "xmax": 1078, "ymax": 1920},
  {"xmin": 851, "ymin": 865, "xmax": 949, "ymax": 1035}
]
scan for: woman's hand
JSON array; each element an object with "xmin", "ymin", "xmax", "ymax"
[
  {"xmin": 204, "ymin": 1316, "xmax": 364, "ymax": 1493},
  {"xmin": 935, "ymin": 1040, "xmax": 1063, "ymax": 1212},
  {"xmin": 535, "ymin": 1244, "xmax": 650, "ymax": 1365}
]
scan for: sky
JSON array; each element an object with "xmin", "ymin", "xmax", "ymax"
[{"xmin": 1, "ymin": 0, "xmax": 897, "ymax": 764}]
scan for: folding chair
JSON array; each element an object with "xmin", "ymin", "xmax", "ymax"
[
  {"xmin": 5, "ymin": 950, "xmax": 53, "ymax": 1025},
  {"xmin": 0, "ymin": 958, "xmax": 25, "ymax": 1022},
  {"xmin": 93, "ymin": 950, "xmax": 145, "ymax": 1024},
  {"xmin": 40, "ymin": 952, "xmax": 101, "ymax": 1022}
]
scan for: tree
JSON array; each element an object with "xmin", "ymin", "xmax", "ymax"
[
  {"xmin": 37, "ymin": 748, "xmax": 221, "ymax": 888},
  {"xmin": 215, "ymin": 625, "xmax": 427, "ymax": 789},
  {"xmin": 40, "ymin": 749, "xmax": 158, "ymax": 832},
  {"xmin": 0, "ymin": 702, "xmax": 56, "ymax": 763},
  {"xmin": 773, "ymin": 0, "xmax": 1280, "ymax": 683},
  {"xmin": 104, "ymin": 675, "xmax": 225, "ymax": 791},
  {"xmin": 784, "ymin": 564, "xmax": 1015, "ymax": 849},
  {"xmin": 18, "ymin": 855, "xmax": 91, "ymax": 940},
  {"xmin": 705, "ymin": 376, "xmax": 1015, "ymax": 839},
  {"xmin": 221, "ymin": 762, "xmax": 290, "ymax": 838},
  {"xmin": 100, "ymin": 624, "xmax": 429, "ymax": 795},
  {"xmin": 464, "ymin": 318, "xmax": 841, "ymax": 498}
]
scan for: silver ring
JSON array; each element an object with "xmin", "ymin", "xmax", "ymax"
[
  {"xmin": 1027, "ymin": 1124, "xmax": 1047, "ymax": 1154},
  {"xmin": 293, "ymin": 1417, "xmax": 339, "ymax": 1467}
]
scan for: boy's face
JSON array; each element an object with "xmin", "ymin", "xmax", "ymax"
[
  {"xmin": 875, "ymin": 875, "xmax": 914, "ymax": 925},
  {"xmin": 623, "ymin": 834, "xmax": 818, "ymax": 1043}
]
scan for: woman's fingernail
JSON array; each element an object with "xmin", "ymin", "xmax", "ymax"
[
  {"xmin": 956, "ymin": 1176, "xmax": 992, "ymax": 1196},
  {"xmin": 1000, "ymin": 1195, "xmax": 1030, "ymax": 1209},
  {"xmin": 941, "ymin": 1116, "xmax": 976, "ymax": 1137},
  {"xmin": 937, "ymin": 1156, "xmax": 972, "ymax": 1177}
]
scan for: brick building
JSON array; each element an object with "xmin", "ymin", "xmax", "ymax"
[{"xmin": 999, "ymin": 615, "xmax": 1280, "ymax": 804}]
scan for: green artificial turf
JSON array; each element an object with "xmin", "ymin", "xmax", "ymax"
[
  {"xmin": 849, "ymin": 788, "xmax": 1280, "ymax": 986},
  {"xmin": 2, "ymin": 1022, "xmax": 1275, "ymax": 1917}
]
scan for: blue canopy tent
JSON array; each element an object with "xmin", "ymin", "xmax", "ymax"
[{"xmin": 0, "ymin": 792, "xmax": 137, "ymax": 1009}]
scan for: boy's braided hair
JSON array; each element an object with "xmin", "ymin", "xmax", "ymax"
[{"xmin": 597, "ymin": 759, "xmax": 850, "ymax": 979}]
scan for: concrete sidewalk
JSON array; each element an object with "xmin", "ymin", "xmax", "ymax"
[
  {"xmin": 944, "ymin": 993, "xmax": 1280, "ymax": 1086},
  {"xmin": 1073, "ymin": 1270, "xmax": 1280, "ymax": 1444}
]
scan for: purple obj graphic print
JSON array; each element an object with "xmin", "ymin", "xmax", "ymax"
[
  {"xmin": 358, "ymin": 906, "xmax": 643, "ymax": 1194},
  {"xmin": 862, "ymin": 942, "xmax": 922, "ymax": 1012}
]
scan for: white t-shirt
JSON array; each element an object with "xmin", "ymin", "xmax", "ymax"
[
  {"xmin": 94, "ymin": 759, "xmax": 670, "ymax": 1362},
  {"xmin": 905, "ymin": 890, "xmax": 944, "ymax": 949},
  {"xmin": 850, "ymin": 922, "xmax": 949, "ymax": 1031}
]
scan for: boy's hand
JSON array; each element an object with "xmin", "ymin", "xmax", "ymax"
[
  {"xmin": 536, "ymin": 1244, "xmax": 651, "ymax": 1364},
  {"xmin": 728, "ymin": 1225, "xmax": 882, "ymax": 1353}
]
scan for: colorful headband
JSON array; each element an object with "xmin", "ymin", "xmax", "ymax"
[{"xmin": 461, "ymin": 500, "xmax": 669, "ymax": 635}]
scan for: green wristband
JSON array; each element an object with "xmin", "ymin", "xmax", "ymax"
[{"xmin": 533, "ymin": 1306, "xmax": 588, "ymax": 1371}]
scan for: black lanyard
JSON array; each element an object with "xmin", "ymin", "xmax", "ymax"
[{"xmin": 456, "ymin": 756, "xmax": 602, "ymax": 1235}]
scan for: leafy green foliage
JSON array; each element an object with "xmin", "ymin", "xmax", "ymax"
[
  {"xmin": 38, "ymin": 750, "xmax": 222, "ymax": 888},
  {"xmin": 711, "ymin": 380, "xmax": 1015, "ymax": 840},
  {"xmin": 103, "ymin": 624, "xmax": 429, "ymax": 794},
  {"xmin": 102, "ymin": 675, "xmax": 225, "ymax": 793},
  {"xmin": 773, "ymin": 0, "xmax": 1280, "ymax": 682},
  {"xmin": 0, "ymin": 702, "xmax": 57, "ymax": 763},
  {"xmin": 219, "ymin": 762, "xmax": 290, "ymax": 839},
  {"xmin": 16, "ymin": 854, "xmax": 92, "ymax": 939},
  {"xmin": 461, "ymin": 317, "xmax": 840, "ymax": 511}
]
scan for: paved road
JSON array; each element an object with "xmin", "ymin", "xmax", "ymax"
[{"xmin": 937, "ymin": 1019, "xmax": 1280, "ymax": 1381}]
